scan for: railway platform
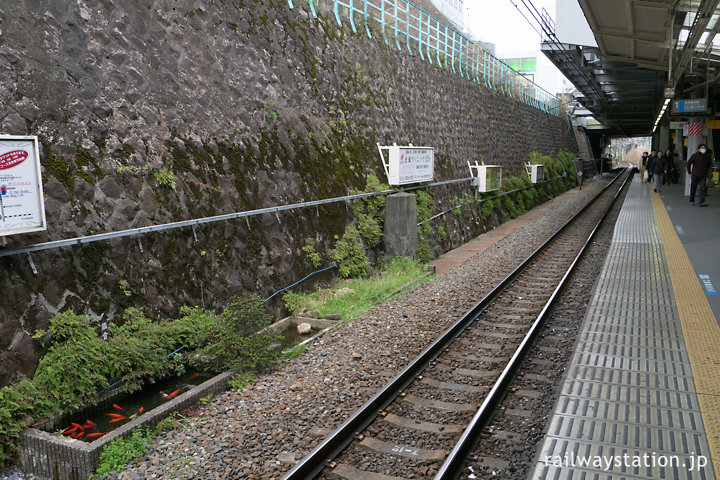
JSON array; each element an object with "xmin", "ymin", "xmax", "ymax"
[{"xmin": 529, "ymin": 174, "xmax": 720, "ymax": 479}]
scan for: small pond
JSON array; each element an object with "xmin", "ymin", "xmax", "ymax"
[
  {"xmin": 279, "ymin": 325, "xmax": 320, "ymax": 349},
  {"xmin": 52, "ymin": 370, "xmax": 213, "ymax": 442}
]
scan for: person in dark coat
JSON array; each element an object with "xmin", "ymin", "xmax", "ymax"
[
  {"xmin": 652, "ymin": 150, "xmax": 668, "ymax": 192},
  {"xmin": 687, "ymin": 143, "xmax": 713, "ymax": 206},
  {"xmin": 664, "ymin": 149, "xmax": 675, "ymax": 184},
  {"xmin": 647, "ymin": 150, "xmax": 656, "ymax": 184}
]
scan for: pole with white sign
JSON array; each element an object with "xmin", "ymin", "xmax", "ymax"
[{"xmin": 0, "ymin": 136, "xmax": 47, "ymax": 237}]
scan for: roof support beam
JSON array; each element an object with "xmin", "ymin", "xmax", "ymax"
[{"xmin": 670, "ymin": 0, "xmax": 720, "ymax": 87}]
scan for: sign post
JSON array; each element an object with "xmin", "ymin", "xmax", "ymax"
[{"xmin": 0, "ymin": 136, "xmax": 46, "ymax": 237}]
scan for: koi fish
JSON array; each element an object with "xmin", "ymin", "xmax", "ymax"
[
  {"xmin": 85, "ymin": 432, "xmax": 107, "ymax": 439},
  {"xmin": 138, "ymin": 407, "xmax": 144, "ymax": 415},
  {"xmin": 161, "ymin": 388, "xmax": 181, "ymax": 400},
  {"xmin": 71, "ymin": 430, "xmax": 84, "ymax": 439},
  {"xmin": 106, "ymin": 413, "xmax": 125, "ymax": 419},
  {"xmin": 112, "ymin": 404, "xmax": 124, "ymax": 411},
  {"xmin": 71, "ymin": 422, "xmax": 85, "ymax": 431},
  {"xmin": 189, "ymin": 374, "xmax": 199, "ymax": 379},
  {"xmin": 109, "ymin": 417, "xmax": 127, "ymax": 424},
  {"xmin": 83, "ymin": 420, "xmax": 96, "ymax": 429},
  {"xmin": 62, "ymin": 425, "xmax": 76, "ymax": 434}
]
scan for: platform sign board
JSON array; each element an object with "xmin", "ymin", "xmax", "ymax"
[
  {"xmin": 0, "ymin": 136, "xmax": 46, "ymax": 237},
  {"xmin": 672, "ymin": 98, "xmax": 707, "ymax": 114},
  {"xmin": 378, "ymin": 145, "xmax": 434, "ymax": 185}
]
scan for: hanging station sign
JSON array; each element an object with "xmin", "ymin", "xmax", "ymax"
[
  {"xmin": 671, "ymin": 98, "xmax": 708, "ymax": 115},
  {"xmin": 378, "ymin": 144, "xmax": 434, "ymax": 185},
  {"xmin": 0, "ymin": 136, "xmax": 47, "ymax": 237}
]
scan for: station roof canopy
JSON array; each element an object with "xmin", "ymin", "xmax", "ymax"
[{"xmin": 542, "ymin": 0, "xmax": 720, "ymax": 136}]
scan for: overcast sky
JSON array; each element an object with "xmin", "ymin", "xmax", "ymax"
[
  {"xmin": 466, "ymin": 0, "xmax": 556, "ymax": 56},
  {"xmin": 465, "ymin": 0, "xmax": 570, "ymax": 93}
]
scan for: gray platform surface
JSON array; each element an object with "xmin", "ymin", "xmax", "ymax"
[
  {"xmin": 659, "ymin": 178, "xmax": 720, "ymax": 326},
  {"xmin": 528, "ymin": 176, "xmax": 716, "ymax": 480}
]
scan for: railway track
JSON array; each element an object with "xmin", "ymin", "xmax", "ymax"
[{"xmin": 282, "ymin": 169, "xmax": 633, "ymax": 480}]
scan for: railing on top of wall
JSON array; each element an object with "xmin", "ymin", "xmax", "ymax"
[{"xmin": 287, "ymin": 0, "xmax": 561, "ymax": 115}]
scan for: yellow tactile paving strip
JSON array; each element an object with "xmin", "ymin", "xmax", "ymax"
[{"xmin": 651, "ymin": 186, "xmax": 720, "ymax": 475}]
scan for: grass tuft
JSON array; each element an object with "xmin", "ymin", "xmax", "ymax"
[{"xmin": 283, "ymin": 257, "xmax": 430, "ymax": 321}]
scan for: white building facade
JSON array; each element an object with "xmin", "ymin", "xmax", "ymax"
[{"xmin": 428, "ymin": 0, "xmax": 465, "ymax": 31}]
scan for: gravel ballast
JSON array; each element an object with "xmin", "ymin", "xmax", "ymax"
[{"xmin": 1, "ymin": 178, "xmax": 616, "ymax": 480}]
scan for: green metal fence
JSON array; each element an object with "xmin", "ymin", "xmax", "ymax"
[{"xmin": 288, "ymin": 0, "xmax": 560, "ymax": 115}]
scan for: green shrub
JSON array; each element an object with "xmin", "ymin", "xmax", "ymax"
[
  {"xmin": 0, "ymin": 381, "xmax": 38, "ymax": 465},
  {"xmin": 330, "ymin": 225, "xmax": 370, "ymax": 278},
  {"xmin": 351, "ymin": 174, "xmax": 389, "ymax": 245},
  {"xmin": 190, "ymin": 295, "xmax": 280, "ymax": 372}
]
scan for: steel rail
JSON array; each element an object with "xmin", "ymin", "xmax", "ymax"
[
  {"xmin": 280, "ymin": 169, "xmax": 629, "ymax": 480},
  {"xmin": 434, "ymin": 168, "xmax": 633, "ymax": 479}
]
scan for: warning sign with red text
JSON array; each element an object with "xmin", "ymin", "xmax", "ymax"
[{"xmin": 0, "ymin": 136, "xmax": 46, "ymax": 236}]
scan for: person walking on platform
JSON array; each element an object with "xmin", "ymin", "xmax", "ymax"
[
  {"xmin": 652, "ymin": 150, "xmax": 668, "ymax": 192},
  {"xmin": 687, "ymin": 143, "xmax": 712, "ymax": 206},
  {"xmin": 664, "ymin": 149, "xmax": 675, "ymax": 185},
  {"xmin": 641, "ymin": 151, "xmax": 649, "ymax": 182},
  {"xmin": 647, "ymin": 150, "xmax": 656, "ymax": 184}
]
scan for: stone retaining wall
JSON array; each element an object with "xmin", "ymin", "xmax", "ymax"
[{"xmin": 0, "ymin": 0, "xmax": 575, "ymax": 385}]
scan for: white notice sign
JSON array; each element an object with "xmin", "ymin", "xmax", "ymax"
[
  {"xmin": 0, "ymin": 136, "xmax": 46, "ymax": 237},
  {"xmin": 381, "ymin": 145, "xmax": 434, "ymax": 185}
]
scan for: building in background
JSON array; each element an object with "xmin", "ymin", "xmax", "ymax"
[
  {"xmin": 427, "ymin": 0, "xmax": 465, "ymax": 31},
  {"xmin": 503, "ymin": 56, "xmax": 538, "ymax": 83}
]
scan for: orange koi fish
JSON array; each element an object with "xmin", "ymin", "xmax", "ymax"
[
  {"xmin": 106, "ymin": 413, "xmax": 125, "ymax": 419},
  {"xmin": 189, "ymin": 374, "xmax": 199, "ymax": 379},
  {"xmin": 108, "ymin": 417, "xmax": 127, "ymax": 424},
  {"xmin": 71, "ymin": 422, "xmax": 85, "ymax": 431},
  {"xmin": 138, "ymin": 407, "xmax": 144, "ymax": 414},
  {"xmin": 85, "ymin": 432, "xmax": 107, "ymax": 439},
  {"xmin": 112, "ymin": 404, "xmax": 124, "ymax": 411},
  {"xmin": 62, "ymin": 425, "xmax": 76, "ymax": 434},
  {"xmin": 161, "ymin": 388, "xmax": 181, "ymax": 400},
  {"xmin": 83, "ymin": 420, "xmax": 96, "ymax": 429},
  {"xmin": 71, "ymin": 430, "xmax": 84, "ymax": 439}
]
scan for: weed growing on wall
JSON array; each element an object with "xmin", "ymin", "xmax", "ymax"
[
  {"xmin": 415, "ymin": 189, "xmax": 434, "ymax": 263},
  {"xmin": 350, "ymin": 174, "xmax": 389, "ymax": 246},
  {"xmin": 302, "ymin": 238, "xmax": 322, "ymax": 268},
  {"xmin": 330, "ymin": 225, "xmax": 369, "ymax": 278},
  {"xmin": 153, "ymin": 168, "xmax": 177, "ymax": 190}
]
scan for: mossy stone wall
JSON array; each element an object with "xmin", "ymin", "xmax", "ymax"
[{"xmin": 0, "ymin": 0, "xmax": 575, "ymax": 385}]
